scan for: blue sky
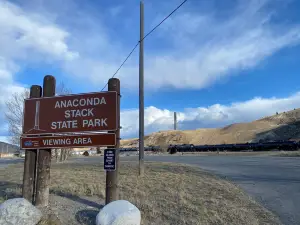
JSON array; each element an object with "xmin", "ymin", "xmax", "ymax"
[{"xmin": 1, "ymin": 0, "xmax": 300, "ymax": 142}]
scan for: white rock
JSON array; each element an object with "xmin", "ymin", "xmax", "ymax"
[
  {"xmin": 0, "ymin": 198, "xmax": 42, "ymax": 225},
  {"xmin": 96, "ymin": 200, "xmax": 141, "ymax": 225}
]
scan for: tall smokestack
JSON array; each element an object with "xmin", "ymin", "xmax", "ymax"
[{"xmin": 174, "ymin": 112, "xmax": 177, "ymax": 130}]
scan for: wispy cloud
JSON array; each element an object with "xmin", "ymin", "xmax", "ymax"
[
  {"xmin": 55, "ymin": 0, "xmax": 300, "ymax": 91},
  {"xmin": 141, "ymin": 0, "xmax": 300, "ymax": 90}
]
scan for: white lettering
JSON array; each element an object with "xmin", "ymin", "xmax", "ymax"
[
  {"xmin": 88, "ymin": 119, "xmax": 94, "ymax": 127},
  {"xmin": 101, "ymin": 118, "xmax": 107, "ymax": 126},
  {"xmin": 88, "ymin": 108, "xmax": 94, "ymax": 116},
  {"xmin": 79, "ymin": 99, "xmax": 86, "ymax": 106},
  {"xmin": 83, "ymin": 120, "xmax": 89, "ymax": 127},
  {"xmin": 65, "ymin": 110, "xmax": 70, "ymax": 119},
  {"xmin": 82, "ymin": 118, "xmax": 108, "ymax": 127},
  {"xmin": 61, "ymin": 101, "xmax": 66, "ymax": 108},
  {"xmin": 42, "ymin": 138, "xmax": 73, "ymax": 146},
  {"xmin": 87, "ymin": 98, "xmax": 93, "ymax": 105},
  {"xmin": 100, "ymin": 97, "xmax": 106, "ymax": 104},
  {"xmin": 94, "ymin": 97, "xmax": 100, "ymax": 105},
  {"xmin": 54, "ymin": 97, "xmax": 106, "ymax": 108},
  {"xmin": 66, "ymin": 109, "xmax": 95, "ymax": 118},
  {"xmin": 55, "ymin": 101, "xmax": 60, "ymax": 108},
  {"xmin": 51, "ymin": 122, "xmax": 57, "ymax": 129},
  {"xmin": 81, "ymin": 109, "xmax": 87, "ymax": 117},
  {"xmin": 73, "ymin": 99, "xmax": 78, "ymax": 107},
  {"xmin": 72, "ymin": 120, "xmax": 78, "ymax": 128},
  {"xmin": 66, "ymin": 139, "xmax": 71, "ymax": 145},
  {"xmin": 87, "ymin": 138, "xmax": 92, "ymax": 144},
  {"xmin": 95, "ymin": 119, "xmax": 101, "ymax": 127},
  {"xmin": 50, "ymin": 120, "xmax": 78, "ymax": 129}
]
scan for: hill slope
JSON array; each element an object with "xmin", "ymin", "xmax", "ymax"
[
  {"xmin": 121, "ymin": 108, "xmax": 300, "ymax": 147},
  {"xmin": 0, "ymin": 141, "xmax": 19, "ymax": 153}
]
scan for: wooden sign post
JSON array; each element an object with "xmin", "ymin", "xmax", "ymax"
[
  {"xmin": 22, "ymin": 85, "xmax": 42, "ymax": 204},
  {"xmin": 105, "ymin": 78, "xmax": 120, "ymax": 204},
  {"xmin": 21, "ymin": 75, "xmax": 120, "ymax": 206}
]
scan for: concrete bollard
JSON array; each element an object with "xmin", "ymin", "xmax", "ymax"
[{"xmin": 96, "ymin": 200, "xmax": 141, "ymax": 225}]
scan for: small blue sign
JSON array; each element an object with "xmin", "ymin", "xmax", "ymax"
[
  {"xmin": 104, "ymin": 149, "xmax": 116, "ymax": 171},
  {"xmin": 24, "ymin": 141, "xmax": 33, "ymax": 147}
]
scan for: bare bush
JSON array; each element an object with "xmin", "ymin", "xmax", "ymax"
[{"xmin": 5, "ymin": 81, "xmax": 71, "ymax": 162}]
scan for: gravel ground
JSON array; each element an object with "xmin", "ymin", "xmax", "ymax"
[{"xmin": 38, "ymin": 194, "xmax": 104, "ymax": 225}]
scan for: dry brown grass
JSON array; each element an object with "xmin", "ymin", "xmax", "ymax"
[{"xmin": 0, "ymin": 162, "xmax": 281, "ymax": 225}]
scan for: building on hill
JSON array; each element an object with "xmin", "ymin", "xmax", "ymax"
[{"xmin": 0, "ymin": 141, "xmax": 19, "ymax": 154}]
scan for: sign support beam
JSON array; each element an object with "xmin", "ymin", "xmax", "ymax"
[
  {"xmin": 35, "ymin": 75, "xmax": 56, "ymax": 207},
  {"xmin": 105, "ymin": 78, "xmax": 120, "ymax": 204}
]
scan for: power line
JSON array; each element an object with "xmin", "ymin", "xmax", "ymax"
[
  {"xmin": 101, "ymin": 42, "xmax": 139, "ymax": 91},
  {"xmin": 142, "ymin": 0, "xmax": 188, "ymax": 41},
  {"xmin": 101, "ymin": 0, "xmax": 188, "ymax": 91}
]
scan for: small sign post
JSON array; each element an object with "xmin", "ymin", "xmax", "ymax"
[{"xmin": 104, "ymin": 149, "xmax": 116, "ymax": 171}]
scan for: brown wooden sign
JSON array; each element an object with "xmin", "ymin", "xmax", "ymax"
[
  {"xmin": 22, "ymin": 91, "xmax": 117, "ymax": 135},
  {"xmin": 20, "ymin": 133, "xmax": 116, "ymax": 149}
]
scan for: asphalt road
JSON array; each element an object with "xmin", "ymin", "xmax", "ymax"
[
  {"xmin": 0, "ymin": 158, "xmax": 23, "ymax": 169},
  {"xmin": 2, "ymin": 155, "xmax": 299, "ymax": 225},
  {"xmin": 71, "ymin": 155, "xmax": 300, "ymax": 225}
]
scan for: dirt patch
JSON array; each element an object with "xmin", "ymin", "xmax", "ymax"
[{"xmin": 0, "ymin": 162, "xmax": 281, "ymax": 225}]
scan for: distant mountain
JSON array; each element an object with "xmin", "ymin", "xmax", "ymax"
[
  {"xmin": 121, "ymin": 108, "xmax": 300, "ymax": 147},
  {"xmin": 0, "ymin": 141, "xmax": 19, "ymax": 154}
]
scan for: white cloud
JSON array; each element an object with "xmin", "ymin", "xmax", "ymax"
[
  {"xmin": 120, "ymin": 92, "xmax": 300, "ymax": 138},
  {"xmin": 0, "ymin": 0, "xmax": 78, "ymax": 61},
  {"xmin": 0, "ymin": 0, "xmax": 79, "ymax": 136},
  {"xmin": 140, "ymin": 0, "xmax": 300, "ymax": 90}
]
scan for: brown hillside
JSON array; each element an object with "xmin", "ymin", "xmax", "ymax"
[{"xmin": 121, "ymin": 108, "xmax": 300, "ymax": 147}]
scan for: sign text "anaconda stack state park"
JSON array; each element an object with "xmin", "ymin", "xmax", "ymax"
[{"xmin": 22, "ymin": 92, "xmax": 117, "ymax": 135}]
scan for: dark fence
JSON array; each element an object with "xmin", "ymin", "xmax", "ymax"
[{"xmin": 118, "ymin": 140, "xmax": 300, "ymax": 154}]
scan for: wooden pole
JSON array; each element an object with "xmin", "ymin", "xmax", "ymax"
[
  {"xmin": 139, "ymin": 0, "xmax": 145, "ymax": 176},
  {"xmin": 35, "ymin": 75, "xmax": 56, "ymax": 206},
  {"xmin": 105, "ymin": 78, "xmax": 120, "ymax": 204},
  {"xmin": 22, "ymin": 85, "xmax": 42, "ymax": 203}
]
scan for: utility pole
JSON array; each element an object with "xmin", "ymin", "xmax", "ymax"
[
  {"xmin": 174, "ymin": 112, "xmax": 177, "ymax": 130},
  {"xmin": 139, "ymin": 0, "xmax": 145, "ymax": 176}
]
